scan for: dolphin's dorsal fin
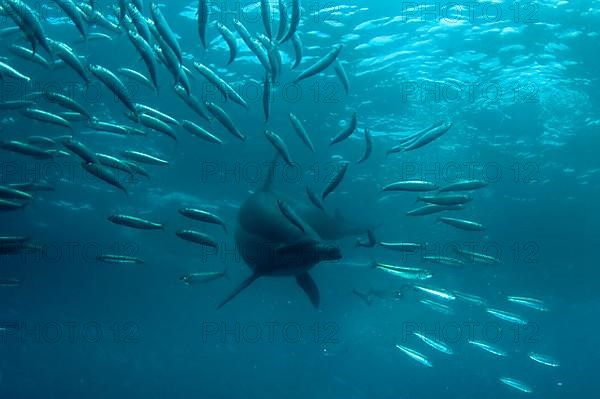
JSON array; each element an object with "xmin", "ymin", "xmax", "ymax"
[
  {"xmin": 216, "ymin": 273, "xmax": 261, "ymax": 310},
  {"xmin": 296, "ymin": 273, "xmax": 320, "ymax": 308},
  {"xmin": 261, "ymin": 154, "xmax": 280, "ymax": 192}
]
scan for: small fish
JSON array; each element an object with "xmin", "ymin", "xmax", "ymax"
[
  {"xmin": 179, "ymin": 208, "xmax": 227, "ymax": 232},
  {"xmin": 374, "ymin": 262, "xmax": 433, "ymax": 280},
  {"xmin": 118, "ymin": 68, "xmax": 156, "ymax": 92},
  {"xmin": 294, "ymin": 44, "xmax": 343, "ymax": 84},
  {"xmin": 181, "ymin": 120, "xmax": 223, "ymax": 144},
  {"xmin": 121, "ymin": 151, "xmax": 169, "ymax": 166},
  {"xmin": 260, "ymin": 0, "xmax": 272, "ymax": 39},
  {"xmin": 395, "ymin": 344, "xmax": 433, "ymax": 367},
  {"xmin": 486, "ymin": 308, "xmax": 528, "ymax": 325},
  {"xmin": 43, "ymin": 91, "xmax": 92, "ymax": 120},
  {"xmin": 330, "ymin": 112, "xmax": 358, "ymax": 146},
  {"xmin": 197, "ymin": 0, "xmax": 209, "ymax": 49},
  {"xmin": 0, "ymin": 100, "xmax": 35, "ymax": 110},
  {"xmin": 97, "ymin": 254, "xmax": 144, "ymax": 264},
  {"xmin": 334, "ymin": 61, "xmax": 349, "ymax": 94},
  {"xmin": 217, "ymin": 23, "xmax": 236, "ymax": 64},
  {"xmin": 438, "ymin": 217, "xmax": 485, "ymax": 232},
  {"xmin": 291, "ymin": 33, "xmax": 303, "ymax": 69},
  {"xmin": 280, "ymin": 0, "xmax": 300, "ymax": 43},
  {"xmin": 0, "ymin": 59, "xmax": 31, "ymax": 82},
  {"xmin": 276, "ymin": 0, "xmax": 289, "ymax": 42},
  {"xmin": 127, "ymin": 30, "xmax": 158, "ymax": 90},
  {"xmin": 0, "ymin": 140, "xmax": 53, "ymax": 159},
  {"xmin": 205, "ymin": 102, "xmax": 246, "ymax": 141},
  {"xmin": 96, "ymin": 154, "xmax": 134, "ymax": 177},
  {"xmin": 89, "ymin": 64, "xmax": 137, "ymax": 116},
  {"xmin": 0, "ymin": 185, "xmax": 33, "ymax": 201},
  {"xmin": 322, "ymin": 161, "xmax": 349, "ymax": 201},
  {"xmin": 150, "ymin": 2, "xmax": 182, "ymax": 64},
  {"xmin": 289, "ymin": 113, "xmax": 315, "ymax": 152},
  {"xmin": 382, "ymin": 181, "xmax": 438, "ymax": 192},
  {"xmin": 499, "ymin": 377, "xmax": 532, "ymax": 394},
  {"xmin": 135, "ymin": 101, "xmax": 172, "ymax": 129},
  {"xmin": 22, "ymin": 108, "xmax": 72, "ymax": 130},
  {"xmin": 413, "ymin": 332, "xmax": 454, "ymax": 355},
  {"xmin": 419, "ymin": 194, "xmax": 472, "ymax": 205},
  {"xmin": 403, "ymin": 122, "xmax": 452, "ymax": 152},
  {"xmin": 9, "ymin": 181, "xmax": 54, "ymax": 193},
  {"xmin": 180, "ymin": 270, "xmax": 228, "ymax": 285},
  {"xmin": 9, "ymin": 45, "xmax": 50, "ymax": 68},
  {"xmin": 176, "ymin": 230, "xmax": 218, "ymax": 249},
  {"xmin": 137, "ymin": 113, "xmax": 177, "ymax": 141},
  {"xmin": 357, "ymin": 128, "xmax": 372, "ymax": 163},
  {"xmin": 413, "ymin": 285, "xmax": 456, "ymax": 301},
  {"xmin": 61, "ymin": 138, "xmax": 97, "ymax": 164},
  {"xmin": 49, "ymin": 40, "xmax": 89, "ymax": 83},
  {"xmin": 469, "ymin": 340, "xmax": 507, "ymax": 357},
  {"xmin": 232, "ymin": 19, "xmax": 271, "ymax": 73},
  {"xmin": 455, "ymin": 248, "xmax": 500, "ymax": 264},
  {"xmin": 528, "ymin": 352, "xmax": 560, "ymax": 367},
  {"xmin": 108, "ymin": 215, "xmax": 164, "ymax": 230},
  {"xmin": 438, "ymin": 179, "xmax": 488, "ymax": 192},
  {"xmin": 264, "ymin": 130, "xmax": 293, "ymax": 166},
  {"xmin": 306, "ymin": 187, "xmax": 324, "ymax": 210},
  {"xmin": 406, "ymin": 204, "xmax": 464, "ymax": 216},
  {"xmin": 507, "ymin": 296, "xmax": 549, "ymax": 312},
  {"xmin": 82, "ymin": 162, "xmax": 128, "ymax": 195},
  {"xmin": 174, "ymin": 85, "xmax": 210, "ymax": 121},
  {"xmin": 53, "ymin": 0, "xmax": 87, "ymax": 38}
]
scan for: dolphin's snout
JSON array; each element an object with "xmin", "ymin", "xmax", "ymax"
[{"xmin": 319, "ymin": 245, "xmax": 342, "ymax": 261}]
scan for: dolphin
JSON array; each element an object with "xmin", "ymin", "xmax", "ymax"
[
  {"xmin": 298, "ymin": 206, "xmax": 370, "ymax": 240},
  {"xmin": 217, "ymin": 160, "xmax": 342, "ymax": 309}
]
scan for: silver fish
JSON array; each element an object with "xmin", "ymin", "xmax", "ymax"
[
  {"xmin": 179, "ymin": 208, "xmax": 227, "ymax": 232},
  {"xmin": 108, "ymin": 215, "xmax": 164, "ymax": 230},
  {"xmin": 499, "ymin": 377, "xmax": 532, "ymax": 393},
  {"xmin": 264, "ymin": 130, "xmax": 293, "ymax": 166},
  {"xmin": 330, "ymin": 112, "xmax": 357, "ymax": 146},
  {"xmin": 176, "ymin": 230, "xmax": 218, "ymax": 249},
  {"xmin": 469, "ymin": 340, "xmax": 507, "ymax": 357},
  {"xmin": 294, "ymin": 44, "xmax": 343, "ymax": 84},
  {"xmin": 181, "ymin": 120, "xmax": 222, "ymax": 144},
  {"xmin": 289, "ymin": 113, "xmax": 314, "ymax": 152},
  {"xmin": 395, "ymin": 344, "xmax": 433, "ymax": 367},
  {"xmin": 413, "ymin": 332, "xmax": 454, "ymax": 355},
  {"xmin": 382, "ymin": 181, "xmax": 438, "ymax": 192},
  {"xmin": 438, "ymin": 217, "xmax": 485, "ymax": 231},
  {"xmin": 486, "ymin": 308, "xmax": 528, "ymax": 325}
]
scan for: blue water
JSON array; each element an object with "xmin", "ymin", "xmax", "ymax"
[{"xmin": 1, "ymin": 0, "xmax": 598, "ymax": 397}]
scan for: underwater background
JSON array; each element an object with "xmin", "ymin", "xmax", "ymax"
[{"xmin": 1, "ymin": 0, "xmax": 598, "ymax": 397}]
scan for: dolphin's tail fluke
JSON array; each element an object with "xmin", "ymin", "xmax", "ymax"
[{"xmin": 216, "ymin": 273, "xmax": 261, "ymax": 310}]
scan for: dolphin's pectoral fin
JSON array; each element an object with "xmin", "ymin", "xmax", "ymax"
[
  {"xmin": 296, "ymin": 273, "xmax": 320, "ymax": 309},
  {"xmin": 216, "ymin": 273, "xmax": 261, "ymax": 310}
]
